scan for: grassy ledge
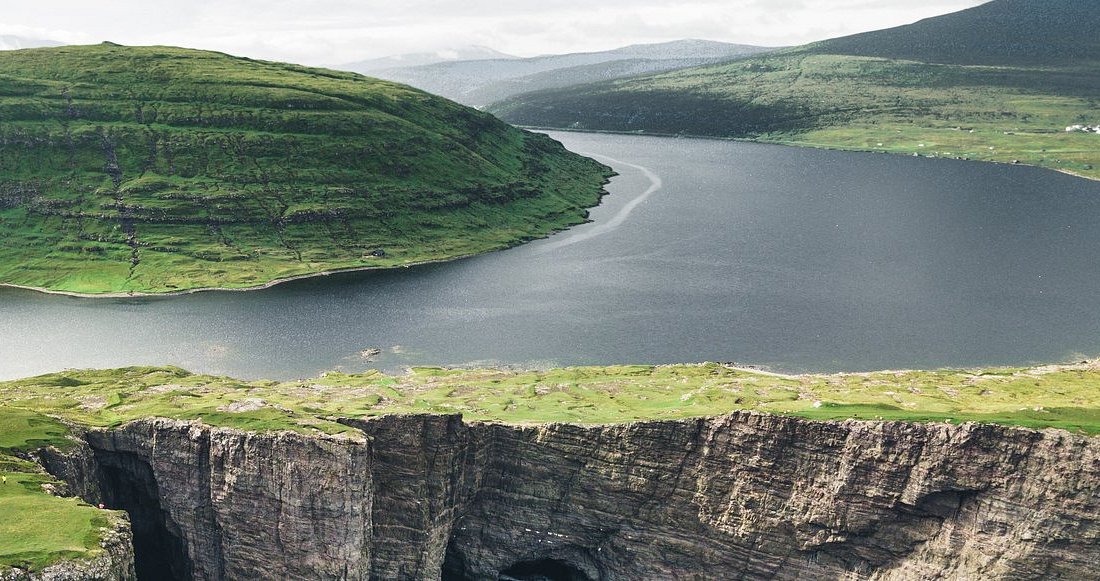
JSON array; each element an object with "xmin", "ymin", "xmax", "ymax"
[
  {"xmin": 0, "ymin": 44, "xmax": 611, "ymax": 295},
  {"xmin": 0, "ymin": 409, "xmax": 125, "ymax": 573}
]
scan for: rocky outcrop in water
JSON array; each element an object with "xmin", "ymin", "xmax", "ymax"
[{"xmin": 40, "ymin": 413, "xmax": 1100, "ymax": 580}]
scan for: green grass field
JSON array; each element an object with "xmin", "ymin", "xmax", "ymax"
[
  {"xmin": 0, "ymin": 472, "xmax": 115, "ymax": 572},
  {"xmin": 0, "ymin": 44, "xmax": 611, "ymax": 295},
  {"xmin": 3, "ymin": 362, "xmax": 1099, "ymax": 435},
  {"xmin": 2, "ymin": 360, "xmax": 1099, "ymax": 572}
]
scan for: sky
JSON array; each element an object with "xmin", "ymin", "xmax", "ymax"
[{"xmin": 2, "ymin": 0, "xmax": 989, "ymax": 66}]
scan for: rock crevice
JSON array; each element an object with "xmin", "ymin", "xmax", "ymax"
[{"xmin": 42, "ymin": 413, "xmax": 1100, "ymax": 580}]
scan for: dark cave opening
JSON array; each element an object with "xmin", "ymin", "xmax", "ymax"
[
  {"xmin": 442, "ymin": 537, "xmax": 596, "ymax": 581},
  {"xmin": 498, "ymin": 559, "xmax": 594, "ymax": 581},
  {"xmin": 96, "ymin": 452, "xmax": 193, "ymax": 581}
]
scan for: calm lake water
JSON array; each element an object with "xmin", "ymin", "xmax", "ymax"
[{"xmin": 4, "ymin": 131, "xmax": 1100, "ymax": 380}]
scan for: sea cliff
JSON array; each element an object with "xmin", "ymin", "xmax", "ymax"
[{"xmin": 29, "ymin": 412, "xmax": 1100, "ymax": 580}]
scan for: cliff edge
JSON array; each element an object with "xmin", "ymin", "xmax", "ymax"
[{"xmin": 30, "ymin": 412, "xmax": 1100, "ymax": 580}]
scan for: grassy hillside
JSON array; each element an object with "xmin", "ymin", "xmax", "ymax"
[
  {"xmin": 3, "ymin": 360, "xmax": 1099, "ymax": 571},
  {"xmin": 808, "ymin": 0, "xmax": 1100, "ymax": 66},
  {"xmin": 491, "ymin": 0, "xmax": 1100, "ymax": 179},
  {"xmin": 0, "ymin": 44, "xmax": 611, "ymax": 295}
]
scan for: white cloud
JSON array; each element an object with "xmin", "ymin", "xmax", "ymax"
[{"xmin": 1, "ymin": 0, "xmax": 989, "ymax": 65}]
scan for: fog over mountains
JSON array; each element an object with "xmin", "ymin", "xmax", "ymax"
[
  {"xmin": 0, "ymin": 35, "xmax": 62, "ymax": 50},
  {"xmin": 343, "ymin": 39, "xmax": 775, "ymax": 108},
  {"xmin": 343, "ymin": 46, "xmax": 517, "ymax": 73}
]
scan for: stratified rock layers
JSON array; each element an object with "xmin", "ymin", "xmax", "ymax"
[{"xmin": 52, "ymin": 413, "xmax": 1100, "ymax": 580}]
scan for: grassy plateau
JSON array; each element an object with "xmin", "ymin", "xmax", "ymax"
[
  {"xmin": 0, "ymin": 43, "xmax": 611, "ymax": 295},
  {"xmin": 491, "ymin": 0, "xmax": 1100, "ymax": 180},
  {"xmin": 3, "ymin": 360, "xmax": 1100, "ymax": 571},
  {"xmin": 4, "ymin": 363, "xmax": 1099, "ymax": 435}
]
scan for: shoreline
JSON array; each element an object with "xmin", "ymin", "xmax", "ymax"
[
  {"xmin": 0, "ymin": 173, "xmax": 617, "ymax": 300},
  {"xmin": 531, "ymin": 126, "xmax": 1100, "ymax": 183},
  {"xmin": 0, "ymin": 253, "xmax": 488, "ymax": 299}
]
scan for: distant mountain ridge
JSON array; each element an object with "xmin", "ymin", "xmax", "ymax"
[
  {"xmin": 0, "ymin": 35, "xmax": 63, "ymax": 50},
  {"xmin": 344, "ymin": 39, "xmax": 775, "ymax": 107},
  {"xmin": 343, "ymin": 46, "xmax": 517, "ymax": 73}
]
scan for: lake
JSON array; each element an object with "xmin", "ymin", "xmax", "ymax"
[{"xmin": 3, "ymin": 131, "xmax": 1100, "ymax": 381}]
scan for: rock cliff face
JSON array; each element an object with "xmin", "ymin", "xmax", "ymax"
[{"xmin": 43, "ymin": 413, "xmax": 1100, "ymax": 580}]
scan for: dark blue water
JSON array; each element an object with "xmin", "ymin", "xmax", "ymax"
[{"xmin": 3, "ymin": 131, "xmax": 1100, "ymax": 380}]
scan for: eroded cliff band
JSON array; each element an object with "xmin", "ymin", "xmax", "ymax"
[{"xmin": 11, "ymin": 413, "xmax": 1100, "ymax": 580}]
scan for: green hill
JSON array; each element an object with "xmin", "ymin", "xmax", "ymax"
[
  {"xmin": 808, "ymin": 0, "xmax": 1100, "ymax": 66},
  {"xmin": 491, "ymin": 0, "xmax": 1100, "ymax": 180},
  {"xmin": 0, "ymin": 44, "xmax": 611, "ymax": 295}
]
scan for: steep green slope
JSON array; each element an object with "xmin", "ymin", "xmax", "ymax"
[
  {"xmin": 808, "ymin": 0, "xmax": 1100, "ymax": 66},
  {"xmin": 491, "ymin": 0, "xmax": 1100, "ymax": 179},
  {"xmin": 0, "ymin": 44, "xmax": 611, "ymax": 295}
]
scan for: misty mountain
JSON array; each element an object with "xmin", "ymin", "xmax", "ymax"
[
  {"xmin": 0, "ymin": 35, "xmax": 63, "ymax": 50},
  {"xmin": 344, "ymin": 39, "xmax": 775, "ymax": 108},
  {"xmin": 343, "ymin": 45, "xmax": 518, "ymax": 73}
]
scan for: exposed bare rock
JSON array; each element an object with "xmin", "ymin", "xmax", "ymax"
[
  {"xmin": 215, "ymin": 399, "xmax": 267, "ymax": 413},
  {"xmin": 81, "ymin": 420, "xmax": 372, "ymax": 580},
  {"xmin": 40, "ymin": 413, "xmax": 1100, "ymax": 580}
]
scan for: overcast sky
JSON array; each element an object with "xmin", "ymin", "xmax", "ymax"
[{"xmin": 2, "ymin": 0, "xmax": 988, "ymax": 66}]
